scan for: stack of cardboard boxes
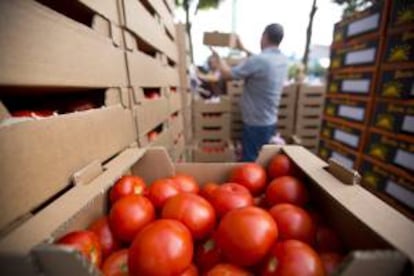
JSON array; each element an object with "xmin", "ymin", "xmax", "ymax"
[
  {"xmin": 276, "ymin": 84, "xmax": 325, "ymax": 152},
  {"xmin": 320, "ymin": 0, "xmax": 413, "ymax": 218},
  {"xmin": 192, "ymin": 97, "xmax": 234, "ymax": 162},
  {"xmin": 227, "ymin": 81, "xmax": 244, "ymax": 140}
]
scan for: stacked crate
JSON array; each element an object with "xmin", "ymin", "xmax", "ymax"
[
  {"xmin": 227, "ymin": 81, "xmax": 244, "ymax": 140},
  {"xmin": 320, "ymin": 1, "xmax": 391, "ymax": 170},
  {"xmin": 276, "ymin": 84, "xmax": 298, "ymax": 138},
  {"xmin": 120, "ymin": 0, "xmax": 185, "ymax": 160},
  {"xmin": 0, "ymin": 0, "xmax": 136, "ymax": 236},
  {"xmin": 176, "ymin": 23, "xmax": 193, "ymax": 161},
  {"xmin": 361, "ymin": 0, "xmax": 414, "ymax": 218},
  {"xmin": 192, "ymin": 96, "xmax": 235, "ymax": 162}
]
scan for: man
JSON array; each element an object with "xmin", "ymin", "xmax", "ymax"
[{"xmin": 212, "ymin": 23, "xmax": 288, "ymax": 161}]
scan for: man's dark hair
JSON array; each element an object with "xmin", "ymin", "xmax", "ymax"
[{"xmin": 263, "ymin": 23, "xmax": 284, "ymax": 45}]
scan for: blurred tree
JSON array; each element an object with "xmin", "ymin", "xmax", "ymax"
[
  {"xmin": 332, "ymin": 0, "xmax": 380, "ymax": 18},
  {"xmin": 302, "ymin": 0, "xmax": 318, "ymax": 73},
  {"xmin": 175, "ymin": 0, "xmax": 224, "ymax": 62}
]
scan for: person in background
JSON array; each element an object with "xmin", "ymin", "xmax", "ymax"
[
  {"xmin": 197, "ymin": 55, "xmax": 226, "ymax": 98},
  {"xmin": 211, "ymin": 23, "xmax": 288, "ymax": 161}
]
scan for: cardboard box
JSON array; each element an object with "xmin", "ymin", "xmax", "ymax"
[
  {"xmin": 203, "ymin": 32, "xmax": 237, "ymax": 48},
  {"xmin": 324, "ymin": 97, "xmax": 369, "ymax": 124},
  {"xmin": 193, "ymin": 96, "xmax": 230, "ymax": 114},
  {"xmin": 330, "ymin": 39, "xmax": 381, "ymax": 70},
  {"xmin": 194, "ymin": 113, "xmax": 230, "ymax": 128},
  {"xmin": 328, "ymin": 71, "xmax": 375, "ymax": 96},
  {"xmin": 122, "ymin": 0, "xmax": 178, "ymax": 62},
  {"xmin": 1, "ymin": 145, "xmax": 413, "ymax": 275},
  {"xmin": 321, "ymin": 119, "xmax": 364, "ymax": 150},
  {"xmin": 131, "ymin": 87, "xmax": 170, "ymax": 137},
  {"xmin": 227, "ymin": 81, "xmax": 244, "ymax": 96},
  {"xmin": 280, "ymin": 84, "xmax": 298, "ymax": 107},
  {"xmin": 383, "ymin": 29, "xmax": 414, "ymax": 65},
  {"xmin": 146, "ymin": 0, "xmax": 176, "ymax": 40},
  {"xmin": 0, "ymin": 0, "xmax": 128, "ymax": 87},
  {"xmin": 389, "ymin": 0, "xmax": 414, "ymax": 29},
  {"xmin": 194, "ymin": 123, "xmax": 231, "ymax": 140},
  {"xmin": 138, "ymin": 121, "xmax": 173, "ymax": 149},
  {"xmin": 360, "ymin": 159, "xmax": 414, "ymax": 219},
  {"xmin": 332, "ymin": 4, "xmax": 385, "ymax": 46},
  {"xmin": 167, "ymin": 88, "xmax": 182, "ymax": 114},
  {"xmin": 365, "ymin": 131, "xmax": 414, "ymax": 174},
  {"xmin": 170, "ymin": 111, "xmax": 184, "ymax": 141},
  {"xmin": 79, "ymin": 0, "xmax": 122, "ymax": 25},
  {"xmin": 378, "ymin": 68, "xmax": 414, "ymax": 99},
  {"xmin": 0, "ymin": 88, "xmax": 136, "ymax": 233},
  {"xmin": 319, "ymin": 138, "xmax": 359, "ymax": 170},
  {"xmin": 172, "ymin": 133, "xmax": 186, "ymax": 161},
  {"xmin": 372, "ymin": 101, "xmax": 414, "ymax": 137},
  {"xmin": 192, "ymin": 140, "xmax": 235, "ymax": 162}
]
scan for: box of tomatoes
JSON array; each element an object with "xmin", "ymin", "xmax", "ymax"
[{"xmin": 0, "ymin": 145, "xmax": 413, "ymax": 275}]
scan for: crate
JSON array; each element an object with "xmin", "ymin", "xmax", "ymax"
[
  {"xmin": 227, "ymin": 81, "xmax": 244, "ymax": 97},
  {"xmin": 377, "ymin": 67, "xmax": 414, "ymax": 99},
  {"xmin": 194, "ymin": 123, "xmax": 231, "ymax": 140},
  {"xmin": 171, "ymin": 133, "xmax": 186, "ymax": 162},
  {"xmin": 332, "ymin": 3, "xmax": 387, "ymax": 46},
  {"xmin": 137, "ymin": 120, "xmax": 173, "ymax": 149},
  {"xmin": 324, "ymin": 97, "xmax": 370, "ymax": 124},
  {"xmin": 318, "ymin": 138, "xmax": 360, "ymax": 170},
  {"xmin": 383, "ymin": 28, "xmax": 414, "ymax": 66},
  {"xmin": 0, "ymin": 88, "xmax": 136, "ymax": 232},
  {"xmin": 389, "ymin": 0, "xmax": 414, "ymax": 30},
  {"xmin": 193, "ymin": 97, "xmax": 231, "ymax": 114},
  {"xmin": 330, "ymin": 39, "xmax": 381, "ymax": 70},
  {"xmin": 0, "ymin": 0, "xmax": 127, "ymax": 88},
  {"xmin": 296, "ymin": 84, "xmax": 325, "ymax": 123},
  {"xmin": 360, "ymin": 158, "xmax": 414, "ymax": 219},
  {"xmin": 327, "ymin": 70, "xmax": 376, "ymax": 97},
  {"xmin": 371, "ymin": 100, "xmax": 414, "ymax": 138},
  {"xmin": 167, "ymin": 87, "xmax": 182, "ymax": 113},
  {"xmin": 121, "ymin": 0, "xmax": 178, "ymax": 62},
  {"xmin": 321, "ymin": 118, "xmax": 365, "ymax": 150},
  {"xmin": 170, "ymin": 111, "xmax": 184, "ymax": 141},
  {"xmin": 192, "ymin": 140, "xmax": 235, "ymax": 162},
  {"xmin": 365, "ymin": 130, "xmax": 414, "ymax": 175},
  {"xmin": 203, "ymin": 32, "xmax": 237, "ymax": 48}
]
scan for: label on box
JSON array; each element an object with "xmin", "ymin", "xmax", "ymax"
[
  {"xmin": 331, "ymin": 151, "xmax": 355, "ymax": 169},
  {"xmin": 384, "ymin": 30, "xmax": 414, "ymax": 64},
  {"xmin": 347, "ymin": 13, "xmax": 379, "ymax": 37},
  {"xmin": 345, "ymin": 48, "xmax": 376, "ymax": 65},
  {"xmin": 385, "ymin": 180, "xmax": 414, "ymax": 209},
  {"xmin": 394, "ymin": 149, "xmax": 414, "ymax": 171},
  {"xmin": 373, "ymin": 102, "xmax": 414, "ymax": 135},
  {"xmin": 379, "ymin": 69, "xmax": 414, "ymax": 99},
  {"xmin": 334, "ymin": 129, "xmax": 359, "ymax": 147},
  {"xmin": 338, "ymin": 105, "xmax": 365, "ymax": 121},
  {"xmin": 342, "ymin": 79, "xmax": 371, "ymax": 93},
  {"xmin": 402, "ymin": 115, "xmax": 414, "ymax": 133}
]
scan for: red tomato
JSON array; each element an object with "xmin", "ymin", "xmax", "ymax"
[
  {"xmin": 12, "ymin": 110, "xmax": 54, "ymax": 117},
  {"xmin": 172, "ymin": 174, "xmax": 200, "ymax": 194},
  {"xmin": 148, "ymin": 131, "xmax": 158, "ymax": 142},
  {"xmin": 66, "ymin": 100, "xmax": 97, "ymax": 112},
  {"xmin": 315, "ymin": 226, "xmax": 343, "ymax": 253},
  {"xmin": 320, "ymin": 252, "xmax": 343, "ymax": 275},
  {"xmin": 200, "ymin": 182, "xmax": 219, "ymax": 201},
  {"xmin": 162, "ymin": 193, "xmax": 216, "ymax": 240},
  {"xmin": 210, "ymin": 183, "xmax": 254, "ymax": 217},
  {"xmin": 56, "ymin": 230, "xmax": 102, "ymax": 267},
  {"xmin": 262, "ymin": 240, "xmax": 324, "ymax": 276},
  {"xmin": 206, "ymin": 264, "xmax": 252, "ymax": 276},
  {"xmin": 109, "ymin": 195, "xmax": 155, "ymax": 243},
  {"xmin": 267, "ymin": 154, "xmax": 296, "ymax": 180},
  {"xmin": 109, "ymin": 175, "xmax": 147, "ymax": 204},
  {"xmin": 102, "ymin": 249, "xmax": 128, "ymax": 276},
  {"xmin": 229, "ymin": 163, "xmax": 267, "ymax": 195},
  {"xmin": 88, "ymin": 216, "xmax": 121, "ymax": 259},
  {"xmin": 147, "ymin": 178, "xmax": 180, "ymax": 209},
  {"xmin": 128, "ymin": 219, "xmax": 193, "ymax": 276},
  {"xmin": 216, "ymin": 207, "xmax": 278, "ymax": 267},
  {"xmin": 195, "ymin": 234, "xmax": 222, "ymax": 272},
  {"xmin": 265, "ymin": 176, "xmax": 308, "ymax": 207},
  {"xmin": 180, "ymin": 264, "xmax": 198, "ymax": 276},
  {"xmin": 269, "ymin": 204, "xmax": 316, "ymax": 244}
]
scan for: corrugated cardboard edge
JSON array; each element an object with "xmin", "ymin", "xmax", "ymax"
[{"xmin": 282, "ymin": 145, "xmax": 414, "ymax": 263}]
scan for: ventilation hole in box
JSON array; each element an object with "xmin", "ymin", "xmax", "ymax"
[
  {"xmin": 139, "ymin": 0, "xmax": 157, "ymax": 16},
  {"xmin": 304, "ymin": 104, "xmax": 322, "ymax": 108},
  {"xmin": 163, "ymin": 0, "xmax": 173, "ymax": 14},
  {"xmin": 203, "ymin": 126, "xmax": 221, "ymax": 131},
  {"xmin": 135, "ymin": 35, "xmax": 159, "ymax": 58},
  {"xmin": 143, "ymin": 88, "xmax": 162, "ymax": 99},
  {"xmin": 165, "ymin": 28, "xmax": 174, "ymax": 42},
  {"xmin": 306, "ymin": 93, "xmax": 324, "ymax": 98},
  {"xmin": 34, "ymin": 0, "xmax": 94, "ymax": 27},
  {"xmin": 167, "ymin": 58, "xmax": 177, "ymax": 67},
  {"xmin": 148, "ymin": 123, "xmax": 165, "ymax": 141},
  {"xmin": 1, "ymin": 88, "xmax": 106, "ymax": 117}
]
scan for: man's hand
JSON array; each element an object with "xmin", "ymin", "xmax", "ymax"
[{"xmin": 236, "ymin": 36, "xmax": 253, "ymax": 56}]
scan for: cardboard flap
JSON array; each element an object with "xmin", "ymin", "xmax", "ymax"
[
  {"xmin": 72, "ymin": 160, "xmax": 103, "ymax": 186},
  {"xmin": 282, "ymin": 146, "xmax": 414, "ymax": 263},
  {"xmin": 0, "ymin": 101, "xmax": 11, "ymax": 121},
  {"xmin": 32, "ymin": 244, "xmax": 100, "ymax": 276},
  {"xmin": 339, "ymin": 250, "xmax": 407, "ymax": 276},
  {"xmin": 91, "ymin": 14, "xmax": 111, "ymax": 39},
  {"xmin": 328, "ymin": 158, "xmax": 361, "ymax": 185},
  {"xmin": 131, "ymin": 147, "xmax": 175, "ymax": 184}
]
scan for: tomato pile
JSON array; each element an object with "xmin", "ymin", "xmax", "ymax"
[{"xmin": 55, "ymin": 153, "xmax": 347, "ymax": 276}]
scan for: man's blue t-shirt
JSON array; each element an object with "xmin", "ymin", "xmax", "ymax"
[{"xmin": 231, "ymin": 47, "xmax": 288, "ymax": 126}]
